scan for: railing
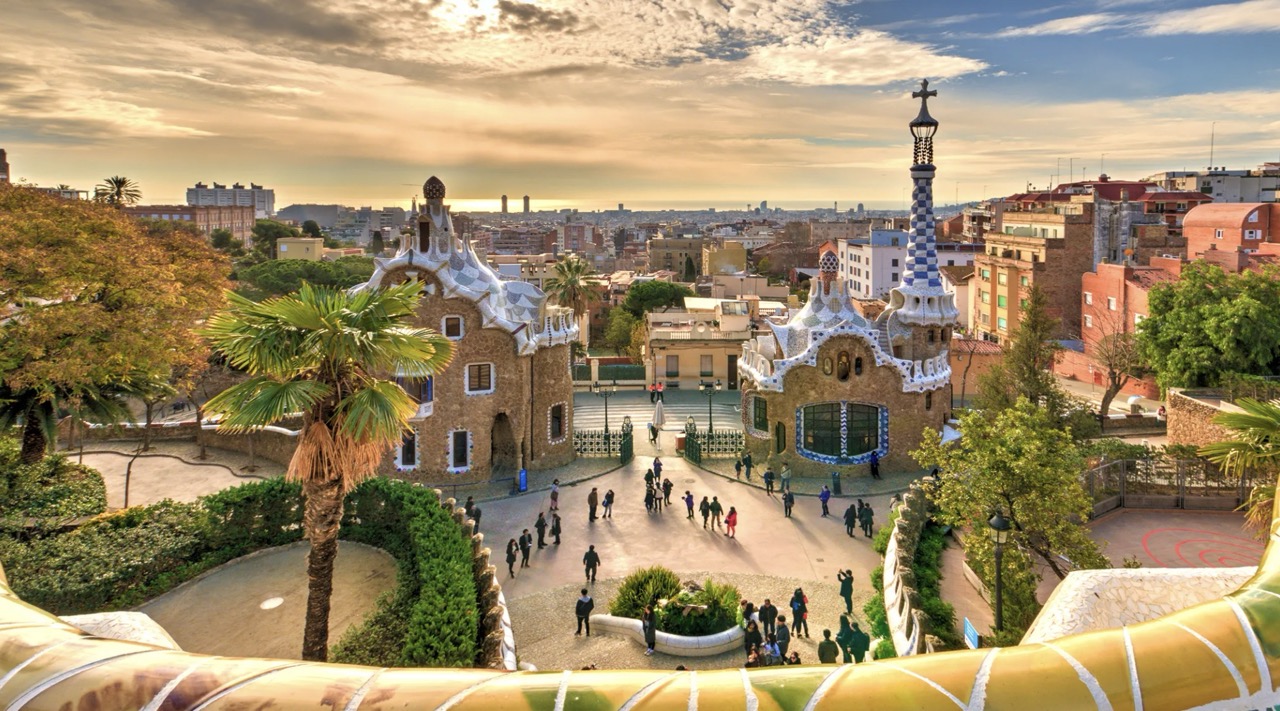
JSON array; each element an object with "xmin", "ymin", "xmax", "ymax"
[
  {"xmin": 650, "ymin": 329, "xmax": 753, "ymax": 341},
  {"xmin": 574, "ymin": 429, "xmax": 620, "ymax": 457},
  {"xmin": 1083, "ymin": 458, "xmax": 1253, "ymax": 517},
  {"xmin": 682, "ymin": 428, "xmax": 744, "ymax": 465}
]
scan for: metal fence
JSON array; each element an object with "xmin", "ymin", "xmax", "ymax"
[
  {"xmin": 1083, "ymin": 458, "xmax": 1253, "ymax": 518},
  {"xmin": 681, "ymin": 428, "xmax": 745, "ymax": 465}
]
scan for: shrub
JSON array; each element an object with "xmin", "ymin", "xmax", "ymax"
[
  {"xmin": 655, "ymin": 578, "xmax": 741, "ymax": 637},
  {"xmin": 872, "ymin": 508, "xmax": 899, "ymax": 555},
  {"xmin": 610, "ymin": 566, "xmax": 682, "ymax": 619},
  {"xmin": 874, "ymin": 638, "xmax": 897, "ymax": 659},
  {"xmin": 0, "ymin": 444, "xmax": 107, "ymax": 535},
  {"xmin": 863, "ymin": 592, "xmax": 890, "ymax": 640}
]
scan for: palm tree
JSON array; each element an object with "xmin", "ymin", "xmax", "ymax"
[
  {"xmin": 545, "ymin": 255, "xmax": 598, "ymax": 317},
  {"xmin": 94, "ymin": 176, "xmax": 141, "ymax": 207},
  {"xmin": 0, "ymin": 382, "xmax": 131, "ymax": 464},
  {"xmin": 1201, "ymin": 397, "xmax": 1280, "ymax": 538},
  {"xmin": 202, "ymin": 281, "xmax": 452, "ymax": 661}
]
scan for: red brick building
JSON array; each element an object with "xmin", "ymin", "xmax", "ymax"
[
  {"xmin": 1184, "ymin": 202, "xmax": 1280, "ymax": 259},
  {"xmin": 123, "ymin": 204, "xmax": 255, "ymax": 241}
]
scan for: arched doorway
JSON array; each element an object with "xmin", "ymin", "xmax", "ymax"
[{"xmin": 490, "ymin": 413, "xmax": 518, "ymax": 476}]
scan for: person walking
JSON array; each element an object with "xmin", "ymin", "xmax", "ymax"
[
  {"xmin": 588, "ymin": 487, "xmax": 599, "ymax": 522},
  {"xmin": 819, "ymin": 485, "xmax": 831, "ymax": 517},
  {"xmin": 790, "ymin": 588, "xmax": 809, "ymax": 638},
  {"xmin": 744, "ymin": 621, "xmax": 763, "ymax": 658},
  {"xmin": 551, "ymin": 512, "xmax": 562, "ymax": 545},
  {"xmin": 535, "ymin": 512, "xmax": 548, "ymax": 549},
  {"xmin": 642, "ymin": 605, "xmax": 657, "ymax": 655},
  {"xmin": 603, "ymin": 489, "xmax": 614, "ymax": 518},
  {"xmin": 683, "ymin": 491, "xmax": 695, "ymax": 519},
  {"xmin": 734, "ymin": 457, "xmax": 743, "ymax": 479},
  {"xmin": 869, "ymin": 451, "xmax": 881, "ymax": 480},
  {"xmin": 575, "ymin": 588, "xmax": 594, "ymax": 636},
  {"xmin": 860, "ymin": 502, "xmax": 875, "ymax": 538},
  {"xmin": 471, "ymin": 505, "xmax": 482, "ymax": 532},
  {"xmin": 505, "ymin": 539, "xmax": 518, "ymax": 578},
  {"xmin": 464, "ymin": 496, "xmax": 475, "ymax": 518},
  {"xmin": 849, "ymin": 621, "xmax": 871, "ymax": 663},
  {"xmin": 644, "ymin": 486, "xmax": 655, "ymax": 513},
  {"xmin": 763, "ymin": 467, "xmax": 775, "ymax": 496},
  {"xmin": 776, "ymin": 616, "xmax": 791, "ymax": 657},
  {"xmin": 783, "ymin": 490, "xmax": 795, "ymax": 518},
  {"xmin": 758, "ymin": 598, "xmax": 778, "ymax": 638},
  {"xmin": 583, "ymin": 544, "xmax": 601, "ymax": 583},
  {"xmin": 743, "ymin": 451, "xmax": 754, "ymax": 481},
  {"xmin": 724, "ymin": 506, "xmax": 738, "ymax": 538},
  {"xmin": 780, "ymin": 462, "xmax": 792, "ymax": 493},
  {"xmin": 653, "ymin": 457, "xmax": 663, "ymax": 480},
  {"xmin": 649, "ymin": 422, "xmax": 658, "ymax": 445},
  {"xmin": 662, "ymin": 477, "xmax": 673, "ymax": 505},
  {"xmin": 709, "ymin": 496, "xmax": 724, "ymax": 530},
  {"xmin": 549, "ymin": 479, "xmax": 560, "ymax": 511},
  {"xmin": 699, "ymin": 496, "xmax": 711, "ymax": 528},
  {"xmin": 817, "ymin": 629, "xmax": 839, "ymax": 664},
  {"xmin": 519, "ymin": 529, "xmax": 533, "ymax": 568},
  {"xmin": 836, "ymin": 614, "xmax": 856, "ymax": 664},
  {"xmin": 843, "ymin": 504, "xmax": 857, "ymax": 538},
  {"xmin": 837, "ymin": 569, "xmax": 854, "ymax": 614}
]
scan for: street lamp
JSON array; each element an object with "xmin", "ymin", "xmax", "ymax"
[
  {"xmin": 699, "ymin": 379, "xmax": 722, "ymax": 432},
  {"xmin": 591, "ymin": 380, "xmax": 618, "ymax": 446},
  {"xmin": 988, "ymin": 509, "xmax": 1012, "ymax": 633}
]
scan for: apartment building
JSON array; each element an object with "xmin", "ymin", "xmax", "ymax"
[
  {"xmin": 186, "ymin": 181, "xmax": 274, "ymax": 218},
  {"xmin": 123, "ymin": 204, "xmax": 255, "ymax": 241},
  {"xmin": 838, "ymin": 230, "xmax": 980, "ymax": 300},
  {"xmin": 647, "ymin": 237, "xmax": 706, "ymax": 275}
]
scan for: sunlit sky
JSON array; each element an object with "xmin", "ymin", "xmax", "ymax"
[{"xmin": 3, "ymin": 1, "xmax": 1279, "ymax": 211}]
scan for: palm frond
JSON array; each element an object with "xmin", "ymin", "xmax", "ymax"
[
  {"xmin": 1202, "ymin": 397, "xmax": 1280, "ymax": 476},
  {"xmin": 335, "ymin": 379, "xmax": 416, "ymax": 445},
  {"xmin": 205, "ymin": 375, "xmax": 331, "ymax": 432}
]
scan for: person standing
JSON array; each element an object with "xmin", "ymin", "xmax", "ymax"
[
  {"xmin": 653, "ymin": 457, "xmax": 663, "ymax": 480},
  {"xmin": 843, "ymin": 504, "xmax": 857, "ymax": 538},
  {"xmin": 575, "ymin": 588, "xmax": 594, "ymax": 636},
  {"xmin": 656, "ymin": 382, "xmax": 665, "ymax": 401},
  {"xmin": 535, "ymin": 512, "xmax": 548, "ymax": 549},
  {"xmin": 776, "ymin": 616, "xmax": 791, "ymax": 657},
  {"xmin": 743, "ymin": 621, "xmax": 763, "ymax": 658},
  {"xmin": 783, "ymin": 490, "xmax": 795, "ymax": 518},
  {"xmin": 819, "ymin": 485, "xmax": 831, "ymax": 517},
  {"xmin": 780, "ymin": 462, "xmax": 792, "ymax": 493},
  {"xmin": 644, "ymin": 486, "xmax": 655, "ymax": 513},
  {"xmin": 743, "ymin": 451, "xmax": 754, "ymax": 481},
  {"xmin": 642, "ymin": 605, "xmax": 657, "ymax": 655},
  {"xmin": 644, "ymin": 468, "xmax": 655, "ymax": 489},
  {"xmin": 464, "ymin": 496, "xmax": 475, "ymax": 518},
  {"xmin": 763, "ymin": 467, "xmax": 775, "ymax": 496},
  {"xmin": 583, "ymin": 544, "xmax": 601, "ymax": 583},
  {"xmin": 790, "ymin": 588, "xmax": 809, "ymax": 638},
  {"xmin": 662, "ymin": 477, "xmax": 673, "ymax": 505},
  {"xmin": 505, "ymin": 538, "xmax": 518, "ymax": 578},
  {"xmin": 817, "ymin": 629, "xmax": 839, "ymax": 664},
  {"xmin": 683, "ymin": 491, "xmax": 695, "ymax": 519},
  {"xmin": 649, "ymin": 383, "xmax": 656, "ymax": 403},
  {"xmin": 549, "ymin": 479, "xmax": 560, "ymax": 511},
  {"xmin": 836, "ymin": 614, "xmax": 856, "ymax": 664},
  {"xmin": 588, "ymin": 487, "xmax": 599, "ymax": 522},
  {"xmin": 869, "ymin": 451, "xmax": 880, "ymax": 480},
  {"xmin": 709, "ymin": 496, "xmax": 724, "ymax": 530},
  {"xmin": 724, "ymin": 506, "xmax": 738, "ymax": 538},
  {"xmin": 860, "ymin": 502, "xmax": 875, "ymax": 538},
  {"xmin": 837, "ymin": 569, "xmax": 854, "ymax": 614},
  {"xmin": 734, "ymin": 457, "xmax": 743, "ymax": 479},
  {"xmin": 472, "ymin": 505, "xmax": 482, "ymax": 532},
  {"xmin": 699, "ymin": 496, "xmax": 711, "ymax": 528},
  {"xmin": 603, "ymin": 489, "xmax": 615, "ymax": 518},
  {"xmin": 849, "ymin": 621, "xmax": 871, "ymax": 663},
  {"xmin": 519, "ymin": 529, "xmax": 533, "ymax": 568},
  {"xmin": 551, "ymin": 512, "xmax": 562, "ymax": 545},
  {"xmin": 758, "ymin": 598, "xmax": 778, "ymax": 638}
]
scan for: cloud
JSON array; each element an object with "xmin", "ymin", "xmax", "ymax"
[
  {"xmin": 995, "ymin": 13, "xmax": 1125, "ymax": 37},
  {"xmin": 737, "ymin": 30, "xmax": 986, "ymax": 86},
  {"xmin": 496, "ymin": 1, "xmax": 581, "ymax": 33},
  {"xmin": 994, "ymin": 0, "xmax": 1280, "ymax": 37}
]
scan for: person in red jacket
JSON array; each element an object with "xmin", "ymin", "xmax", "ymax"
[{"xmin": 724, "ymin": 506, "xmax": 739, "ymax": 538}]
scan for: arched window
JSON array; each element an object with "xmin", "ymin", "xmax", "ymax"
[
  {"xmin": 822, "ymin": 357, "xmax": 833, "ymax": 375},
  {"xmin": 837, "ymin": 352, "xmax": 851, "ymax": 381},
  {"xmin": 854, "ymin": 357, "xmax": 863, "ymax": 376},
  {"xmin": 800, "ymin": 402, "xmax": 881, "ymax": 459},
  {"xmin": 774, "ymin": 422, "xmax": 786, "ymax": 454},
  {"xmin": 927, "ymin": 329, "xmax": 935, "ymax": 343}
]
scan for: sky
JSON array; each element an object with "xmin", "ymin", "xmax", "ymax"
[{"xmin": 3, "ymin": 0, "xmax": 1279, "ymax": 211}]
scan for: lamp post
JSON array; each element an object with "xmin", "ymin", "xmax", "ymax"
[
  {"xmin": 592, "ymin": 380, "xmax": 618, "ymax": 447},
  {"xmin": 699, "ymin": 379, "xmax": 722, "ymax": 432},
  {"xmin": 988, "ymin": 509, "xmax": 1012, "ymax": 633}
]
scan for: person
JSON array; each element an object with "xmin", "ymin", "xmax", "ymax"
[
  {"xmin": 741, "ymin": 599, "xmax": 757, "ymax": 623},
  {"xmin": 505, "ymin": 538, "xmax": 518, "ymax": 577},
  {"xmin": 603, "ymin": 489, "xmax": 615, "ymax": 518},
  {"xmin": 758, "ymin": 598, "xmax": 778, "ymax": 638},
  {"xmin": 644, "ymin": 468, "xmax": 655, "ymax": 489},
  {"xmin": 860, "ymin": 502, "xmax": 875, "ymax": 538},
  {"xmin": 724, "ymin": 506, "xmax": 738, "ymax": 538},
  {"xmin": 743, "ymin": 451, "xmax": 754, "ymax": 480},
  {"xmin": 662, "ymin": 477, "xmax": 673, "ymax": 505},
  {"xmin": 649, "ymin": 421, "xmax": 659, "ymax": 445},
  {"xmin": 551, "ymin": 512, "xmax": 562, "ymax": 545},
  {"xmin": 588, "ymin": 487, "xmax": 599, "ymax": 522},
  {"xmin": 837, "ymin": 569, "xmax": 854, "ymax": 614},
  {"xmin": 783, "ymin": 490, "xmax": 795, "ymax": 518},
  {"xmin": 817, "ymin": 629, "xmax": 839, "ymax": 664},
  {"xmin": 1157, "ymin": 404, "xmax": 1167, "ymax": 421},
  {"xmin": 642, "ymin": 605, "xmax": 657, "ymax": 655},
  {"xmin": 785, "ymin": 651, "xmax": 802, "ymax": 665},
  {"xmin": 645, "ymin": 486, "xmax": 655, "ymax": 513},
  {"xmin": 843, "ymin": 504, "xmax": 857, "ymax": 538},
  {"xmin": 761, "ymin": 634, "xmax": 781, "ymax": 665},
  {"xmin": 745, "ymin": 648, "xmax": 760, "ymax": 668},
  {"xmin": 763, "ymin": 467, "xmax": 775, "ymax": 496},
  {"xmin": 519, "ymin": 529, "xmax": 533, "ymax": 568},
  {"xmin": 743, "ymin": 620, "xmax": 763, "ymax": 657},
  {"xmin": 649, "ymin": 382, "xmax": 656, "ymax": 403},
  {"xmin": 780, "ymin": 462, "xmax": 792, "ymax": 493},
  {"xmin": 576, "ymin": 588, "xmax": 594, "ymax": 636},
  {"xmin": 790, "ymin": 588, "xmax": 809, "ymax": 638},
  {"xmin": 776, "ymin": 615, "xmax": 791, "ymax": 657},
  {"xmin": 849, "ymin": 621, "xmax": 871, "ymax": 664},
  {"xmin": 683, "ymin": 491, "xmax": 695, "ymax": 519},
  {"xmin": 819, "ymin": 485, "xmax": 831, "ymax": 517},
  {"xmin": 653, "ymin": 484, "xmax": 663, "ymax": 512},
  {"xmin": 471, "ymin": 505, "xmax": 482, "ymax": 532},
  {"xmin": 549, "ymin": 479, "xmax": 560, "ymax": 511},
  {"xmin": 699, "ymin": 496, "xmax": 711, "ymax": 528},
  {"xmin": 583, "ymin": 544, "xmax": 601, "ymax": 583},
  {"xmin": 653, "ymin": 457, "xmax": 663, "ymax": 480},
  {"xmin": 464, "ymin": 496, "xmax": 475, "ymax": 518},
  {"xmin": 656, "ymin": 381, "xmax": 664, "ymax": 402},
  {"xmin": 535, "ymin": 512, "xmax": 548, "ymax": 549},
  {"xmin": 709, "ymin": 496, "xmax": 724, "ymax": 530},
  {"xmin": 734, "ymin": 457, "xmax": 743, "ymax": 479},
  {"xmin": 836, "ymin": 614, "xmax": 855, "ymax": 663},
  {"xmin": 869, "ymin": 451, "xmax": 881, "ymax": 480}
]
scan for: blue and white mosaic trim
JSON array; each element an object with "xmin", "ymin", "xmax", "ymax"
[
  {"xmin": 902, "ymin": 170, "xmax": 941, "ymax": 289},
  {"xmin": 793, "ymin": 401, "xmax": 890, "ymax": 466}
]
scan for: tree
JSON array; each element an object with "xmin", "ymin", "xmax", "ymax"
[
  {"xmin": 210, "ymin": 228, "xmax": 244, "ymax": 255},
  {"xmin": 683, "ymin": 255, "xmax": 697, "ymax": 282},
  {"xmin": 235, "ymin": 258, "xmax": 372, "ymax": 299},
  {"xmin": 0, "ymin": 185, "xmax": 228, "ymax": 462},
  {"xmin": 370, "ymin": 230, "xmax": 385, "ymax": 256},
  {"xmin": 544, "ymin": 256, "xmax": 598, "ymax": 318},
  {"xmin": 952, "ymin": 335, "xmax": 985, "ymax": 410},
  {"xmin": 250, "ymin": 219, "xmax": 301, "ymax": 258},
  {"xmin": 1200, "ymin": 398, "xmax": 1280, "ymax": 538},
  {"xmin": 202, "ymin": 282, "xmax": 453, "ymax": 661},
  {"xmin": 1139, "ymin": 261, "xmax": 1280, "ymax": 388},
  {"xmin": 915, "ymin": 399, "xmax": 1109, "ymax": 581},
  {"xmin": 301, "ymin": 220, "xmax": 323, "ymax": 239},
  {"xmin": 604, "ymin": 308, "xmax": 638, "ymax": 355},
  {"xmin": 120, "ymin": 369, "xmax": 178, "ymax": 507},
  {"xmin": 93, "ymin": 175, "xmax": 141, "ymax": 207},
  {"xmin": 620, "ymin": 280, "xmax": 694, "ymax": 318},
  {"xmin": 1087, "ymin": 310, "xmax": 1148, "ymax": 430}
]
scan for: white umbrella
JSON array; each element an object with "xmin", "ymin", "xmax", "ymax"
[{"xmin": 652, "ymin": 400, "xmax": 667, "ymax": 428}]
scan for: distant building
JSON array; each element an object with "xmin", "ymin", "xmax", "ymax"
[
  {"xmin": 701, "ymin": 241, "xmax": 747, "ymax": 276},
  {"xmin": 277, "ymin": 204, "xmax": 341, "ymax": 229},
  {"xmin": 648, "ymin": 237, "xmax": 706, "ymax": 276},
  {"xmin": 838, "ymin": 230, "xmax": 980, "ymax": 300},
  {"xmin": 186, "ymin": 182, "xmax": 274, "ymax": 219},
  {"xmin": 123, "ymin": 204, "xmax": 254, "ymax": 241},
  {"xmin": 276, "ymin": 237, "xmax": 325, "ymax": 260},
  {"xmin": 1145, "ymin": 166, "xmax": 1280, "ymax": 203},
  {"xmin": 487, "ymin": 253, "xmax": 558, "ymax": 288},
  {"xmin": 0, "ymin": 149, "xmax": 8, "ymax": 184},
  {"xmin": 939, "ymin": 265, "xmax": 975, "ymax": 331},
  {"xmin": 645, "ymin": 297, "xmax": 773, "ymax": 390},
  {"xmin": 501, "ymin": 195, "xmax": 508, "ymax": 214},
  {"xmin": 1183, "ymin": 203, "xmax": 1280, "ymax": 258},
  {"xmin": 523, "ymin": 195, "xmax": 530, "ymax": 214}
]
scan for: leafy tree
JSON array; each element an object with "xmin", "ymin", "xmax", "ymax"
[
  {"xmin": 620, "ymin": 280, "xmax": 693, "ymax": 318},
  {"xmin": 604, "ymin": 308, "xmax": 638, "ymax": 355},
  {"xmin": 235, "ymin": 257, "xmax": 373, "ymax": 299},
  {"xmin": 1139, "ymin": 261, "xmax": 1280, "ymax": 388},
  {"xmin": 1087, "ymin": 310, "xmax": 1148, "ymax": 430},
  {"xmin": 370, "ymin": 230, "xmax": 385, "ymax": 256},
  {"xmin": 1201, "ymin": 398, "xmax": 1280, "ymax": 538},
  {"xmin": 545, "ymin": 256, "xmax": 598, "ymax": 318},
  {"xmin": 914, "ymin": 398, "xmax": 1109, "ymax": 582},
  {"xmin": 202, "ymin": 282, "xmax": 453, "ymax": 661},
  {"xmin": 683, "ymin": 255, "xmax": 697, "ymax": 281},
  {"xmin": 0, "ymin": 185, "xmax": 228, "ymax": 462},
  {"xmin": 301, "ymin": 220, "xmax": 323, "ymax": 239},
  {"xmin": 210, "ymin": 228, "xmax": 244, "ymax": 256},
  {"xmin": 250, "ymin": 219, "xmax": 300, "ymax": 258},
  {"xmin": 93, "ymin": 175, "xmax": 141, "ymax": 207}
]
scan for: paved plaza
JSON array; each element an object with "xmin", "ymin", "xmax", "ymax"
[{"xmin": 1090, "ymin": 509, "xmax": 1263, "ymax": 569}]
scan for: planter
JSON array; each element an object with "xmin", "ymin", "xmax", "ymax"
[{"xmin": 589, "ymin": 613, "xmax": 744, "ymax": 657}]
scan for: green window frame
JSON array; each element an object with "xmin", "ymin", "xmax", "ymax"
[
  {"xmin": 802, "ymin": 403, "xmax": 842, "ymax": 456},
  {"xmin": 753, "ymin": 397, "xmax": 768, "ymax": 432}
]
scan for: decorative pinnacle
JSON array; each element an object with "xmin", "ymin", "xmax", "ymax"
[
  {"xmin": 910, "ymin": 79, "xmax": 938, "ymax": 130},
  {"xmin": 423, "ymin": 176, "xmax": 446, "ymax": 201}
]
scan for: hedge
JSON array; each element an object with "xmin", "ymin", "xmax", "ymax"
[{"xmin": 0, "ymin": 440, "xmax": 107, "ymax": 536}]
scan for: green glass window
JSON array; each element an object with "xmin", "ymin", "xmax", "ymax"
[
  {"xmin": 845, "ymin": 403, "xmax": 879, "ymax": 457},
  {"xmin": 997, "ymin": 295, "xmax": 1007, "ymax": 308},
  {"xmin": 753, "ymin": 397, "xmax": 768, "ymax": 432},
  {"xmin": 802, "ymin": 403, "xmax": 842, "ymax": 456}
]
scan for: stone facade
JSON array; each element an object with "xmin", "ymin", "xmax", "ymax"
[
  {"xmin": 1167, "ymin": 388, "xmax": 1235, "ymax": 449},
  {"xmin": 880, "ymin": 485, "xmax": 945, "ymax": 655}
]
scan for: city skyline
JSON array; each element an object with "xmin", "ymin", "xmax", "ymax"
[{"xmin": 3, "ymin": 0, "xmax": 1278, "ymax": 208}]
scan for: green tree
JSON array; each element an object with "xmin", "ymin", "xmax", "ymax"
[
  {"xmin": 1201, "ymin": 398, "xmax": 1280, "ymax": 538},
  {"xmin": 1139, "ymin": 261, "xmax": 1280, "ymax": 388},
  {"xmin": 202, "ymin": 282, "xmax": 453, "ymax": 661},
  {"xmin": 250, "ymin": 219, "xmax": 301, "ymax": 258},
  {"xmin": 683, "ymin": 255, "xmax": 697, "ymax": 281},
  {"xmin": 0, "ymin": 185, "xmax": 228, "ymax": 462},
  {"xmin": 210, "ymin": 228, "xmax": 244, "ymax": 255},
  {"xmin": 235, "ymin": 258, "xmax": 373, "ymax": 299},
  {"xmin": 370, "ymin": 230, "xmax": 385, "ymax": 256},
  {"xmin": 604, "ymin": 308, "xmax": 638, "ymax": 355},
  {"xmin": 545, "ymin": 256, "xmax": 598, "ymax": 318},
  {"xmin": 93, "ymin": 175, "xmax": 141, "ymax": 207},
  {"xmin": 301, "ymin": 220, "xmax": 323, "ymax": 239},
  {"xmin": 620, "ymin": 280, "xmax": 694, "ymax": 318}
]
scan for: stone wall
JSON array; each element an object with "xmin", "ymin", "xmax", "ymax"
[
  {"xmin": 59, "ymin": 420, "xmax": 300, "ymax": 469},
  {"xmin": 442, "ymin": 494, "xmax": 517, "ymax": 670},
  {"xmin": 1167, "ymin": 388, "xmax": 1234, "ymax": 448},
  {"xmin": 880, "ymin": 485, "xmax": 944, "ymax": 656}
]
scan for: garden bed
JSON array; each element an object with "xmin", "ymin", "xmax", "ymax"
[{"xmin": 602, "ymin": 566, "xmax": 744, "ymax": 656}]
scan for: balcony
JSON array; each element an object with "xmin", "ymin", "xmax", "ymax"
[{"xmin": 650, "ymin": 328, "xmax": 754, "ymax": 341}]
